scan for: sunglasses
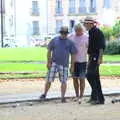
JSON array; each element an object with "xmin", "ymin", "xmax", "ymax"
[{"xmin": 60, "ymin": 31, "xmax": 68, "ymax": 35}]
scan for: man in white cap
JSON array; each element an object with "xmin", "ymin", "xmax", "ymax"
[{"xmin": 83, "ymin": 16, "xmax": 106, "ymax": 105}]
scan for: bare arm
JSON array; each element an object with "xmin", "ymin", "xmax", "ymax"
[
  {"xmin": 98, "ymin": 49, "xmax": 104, "ymax": 64},
  {"xmin": 47, "ymin": 50, "xmax": 52, "ymax": 69},
  {"xmin": 70, "ymin": 54, "xmax": 76, "ymax": 73}
]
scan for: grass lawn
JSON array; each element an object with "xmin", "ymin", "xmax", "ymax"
[
  {"xmin": 0, "ymin": 63, "xmax": 47, "ymax": 72},
  {"xmin": 103, "ymin": 55, "xmax": 120, "ymax": 62},
  {"xmin": 0, "ymin": 64, "xmax": 119, "ymax": 79},
  {"xmin": 100, "ymin": 65, "xmax": 120, "ymax": 76},
  {"xmin": 0, "ymin": 47, "xmax": 119, "ymax": 78},
  {"xmin": 0, "ymin": 47, "xmax": 47, "ymax": 61},
  {"xmin": 0, "ymin": 47, "xmax": 120, "ymax": 62}
]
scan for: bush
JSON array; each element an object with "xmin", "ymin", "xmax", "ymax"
[{"xmin": 104, "ymin": 40, "xmax": 120, "ymax": 54}]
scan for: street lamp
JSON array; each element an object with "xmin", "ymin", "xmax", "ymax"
[{"xmin": 0, "ymin": 0, "xmax": 4, "ymax": 47}]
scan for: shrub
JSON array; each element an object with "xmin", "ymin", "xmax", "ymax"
[{"xmin": 104, "ymin": 40, "xmax": 120, "ymax": 54}]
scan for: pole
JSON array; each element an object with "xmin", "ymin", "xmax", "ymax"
[
  {"xmin": 14, "ymin": 0, "xmax": 16, "ymax": 46},
  {"xmin": 1, "ymin": 0, "xmax": 4, "ymax": 47},
  {"xmin": 46, "ymin": 0, "xmax": 48, "ymax": 37}
]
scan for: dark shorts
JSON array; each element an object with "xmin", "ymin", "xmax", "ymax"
[{"xmin": 72, "ymin": 62, "xmax": 87, "ymax": 79}]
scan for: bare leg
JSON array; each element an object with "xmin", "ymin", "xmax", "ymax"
[
  {"xmin": 61, "ymin": 83, "xmax": 67, "ymax": 99},
  {"xmin": 44, "ymin": 81, "xmax": 51, "ymax": 96},
  {"xmin": 73, "ymin": 78, "xmax": 79, "ymax": 97},
  {"xmin": 79, "ymin": 78, "xmax": 85, "ymax": 98}
]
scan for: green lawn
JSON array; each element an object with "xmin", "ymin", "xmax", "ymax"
[
  {"xmin": 0, "ymin": 63, "xmax": 47, "ymax": 72},
  {"xmin": 100, "ymin": 65, "xmax": 120, "ymax": 76},
  {"xmin": 0, "ymin": 47, "xmax": 120, "ymax": 62},
  {"xmin": 0, "ymin": 47, "xmax": 120, "ymax": 78},
  {"xmin": 103, "ymin": 55, "xmax": 120, "ymax": 62},
  {"xmin": 0, "ymin": 47, "xmax": 47, "ymax": 61},
  {"xmin": 0, "ymin": 64, "xmax": 119, "ymax": 79}
]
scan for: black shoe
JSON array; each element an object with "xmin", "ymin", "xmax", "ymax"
[
  {"xmin": 40, "ymin": 94, "xmax": 46, "ymax": 101},
  {"xmin": 61, "ymin": 98, "xmax": 66, "ymax": 103},
  {"xmin": 91, "ymin": 100, "xmax": 104, "ymax": 105}
]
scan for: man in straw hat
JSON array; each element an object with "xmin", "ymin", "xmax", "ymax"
[
  {"xmin": 40, "ymin": 26, "xmax": 77, "ymax": 103},
  {"xmin": 83, "ymin": 16, "xmax": 106, "ymax": 105}
]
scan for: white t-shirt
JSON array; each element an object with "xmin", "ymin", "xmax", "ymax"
[{"xmin": 69, "ymin": 33, "xmax": 88, "ymax": 62}]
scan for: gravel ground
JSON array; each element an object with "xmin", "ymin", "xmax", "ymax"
[
  {"xmin": 0, "ymin": 76, "xmax": 120, "ymax": 120},
  {"xmin": 0, "ymin": 96, "xmax": 120, "ymax": 120}
]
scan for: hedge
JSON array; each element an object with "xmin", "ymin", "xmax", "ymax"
[{"xmin": 104, "ymin": 40, "xmax": 120, "ymax": 54}]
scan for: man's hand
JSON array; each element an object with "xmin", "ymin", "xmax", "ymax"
[
  {"xmin": 47, "ymin": 61, "xmax": 52, "ymax": 69},
  {"xmin": 47, "ymin": 50, "xmax": 52, "ymax": 69},
  {"xmin": 70, "ymin": 54, "xmax": 76, "ymax": 74},
  {"xmin": 98, "ymin": 57, "xmax": 103, "ymax": 64},
  {"xmin": 98, "ymin": 49, "xmax": 103, "ymax": 64},
  {"xmin": 70, "ymin": 65, "xmax": 74, "ymax": 74}
]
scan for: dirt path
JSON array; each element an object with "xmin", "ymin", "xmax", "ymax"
[{"xmin": 0, "ymin": 76, "xmax": 120, "ymax": 95}]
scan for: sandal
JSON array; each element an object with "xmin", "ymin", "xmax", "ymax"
[{"xmin": 40, "ymin": 94, "xmax": 46, "ymax": 100}]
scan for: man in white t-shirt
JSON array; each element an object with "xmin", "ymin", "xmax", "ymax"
[{"xmin": 69, "ymin": 23, "xmax": 88, "ymax": 104}]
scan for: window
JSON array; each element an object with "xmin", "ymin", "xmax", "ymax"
[
  {"xmin": 56, "ymin": 20, "xmax": 62, "ymax": 33},
  {"xmin": 69, "ymin": 0, "xmax": 76, "ymax": 14},
  {"xmin": 0, "ymin": 0, "xmax": 5, "ymax": 13},
  {"xmin": 32, "ymin": 21, "xmax": 40, "ymax": 35},
  {"xmin": 69, "ymin": 20, "xmax": 75, "ymax": 32},
  {"xmin": 10, "ymin": 0, "xmax": 14, "ymax": 7},
  {"xmin": 89, "ymin": 0, "xmax": 96, "ymax": 13},
  {"xmin": 79, "ymin": 0, "xmax": 87, "ymax": 13},
  {"xmin": 55, "ymin": 0, "xmax": 62, "ymax": 14},
  {"xmin": 103, "ymin": 0, "xmax": 111, "ymax": 8},
  {"xmin": 32, "ymin": 1, "xmax": 40, "ymax": 16}
]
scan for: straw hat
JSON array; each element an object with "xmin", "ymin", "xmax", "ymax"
[{"xmin": 82, "ymin": 16, "xmax": 97, "ymax": 23}]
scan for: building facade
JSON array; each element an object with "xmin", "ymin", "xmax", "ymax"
[
  {"xmin": 3, "ymin": 0, "xmax": 16, "ymax": 47},
  {"xmin": 1, "ymin": 0, "xmax": 119, "ymax": 47},
  {"xmin": 3, "ymin": 0, "xmax": 48, "ymax": 47},
  {"xmin": 0, "ymin": 0, "xmax": 6, "ymax": 47},
  {"xmin": 15, "ymin": 0, "xmax": 48, "ymax": 47},
  {"xmin": 47, "ymin": 0, "xmax": 119, "ymax": 35},
  {"xmin": 48, "ymin": 0, "xmax": 99, "ymax": 35}
]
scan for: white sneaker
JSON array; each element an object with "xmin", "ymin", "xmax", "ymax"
[
  {"xmin": 78, "ymin": 98, "xmax": 82, "ymax": 104},
  {"xmin": 73, "ymin": 97, "xmax": 79, "ymax": 102}
]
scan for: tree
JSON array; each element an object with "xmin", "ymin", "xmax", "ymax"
[
  {"xmin": 100, "ymin": 26, "xmax": 113, "ymax": 41},
  {"xmin": 112, "ymin": 20, "xmax": 120, "ymax": 39}
]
